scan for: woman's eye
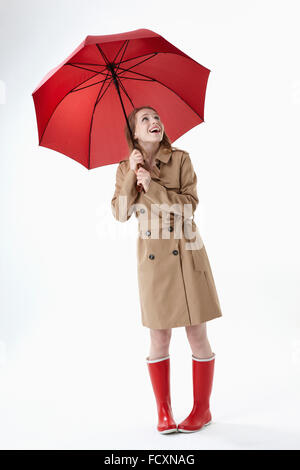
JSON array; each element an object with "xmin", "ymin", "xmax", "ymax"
[{"xmin": 142, "ymin": 116, "xmax": 160, "ymax": 121}]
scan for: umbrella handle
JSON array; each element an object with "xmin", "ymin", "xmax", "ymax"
[{"xmin": 135, "ymin": 163, "xmax": 144, "ymax": 192}]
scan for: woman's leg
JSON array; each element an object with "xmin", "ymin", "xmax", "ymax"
[
  {"xmin": 177, "ymin": 322, "xmax": 215, "ymax": 432},
  {"xmin": 148, "ymin": 328, "xmax": 172, "ymax": 360},
  {"xmin": 185, "ymin": 322, "xmax": 213, "ymax": 358},
  {"xmin": 146, "ymin": 328, "xmax": 177, "ymax": 433}
]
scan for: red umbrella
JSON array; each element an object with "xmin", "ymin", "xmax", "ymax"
[{"xmin": 32, "ymin": 28, "xmax": 210, "ymax": 182}]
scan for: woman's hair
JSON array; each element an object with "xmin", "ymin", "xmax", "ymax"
[{"xmin": 124, "ymin": 105, "xmax": 173, "ymax": 157}]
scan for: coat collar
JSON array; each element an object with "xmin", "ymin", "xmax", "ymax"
[
  {"xmin": 148, "ymin": 145, "xmax": 172, "ymax": 179},
  {"xmin": 154, "ymin": 144, "xmax": 172, "ymax": 164}
]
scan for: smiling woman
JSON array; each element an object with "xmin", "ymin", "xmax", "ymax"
[
  {"xmin": 112, "ymin": 105, "xmax": 222, "ymax": 434},
  {"xmin": 124, "ymin": 106, "xmax": 173, "ymax": 166}
]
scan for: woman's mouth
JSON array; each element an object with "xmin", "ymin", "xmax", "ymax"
[{"xmin": 149, "ymin": 127, "xmax": 161, "ymax": 134}]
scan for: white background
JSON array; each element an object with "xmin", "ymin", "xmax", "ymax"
[{"xmin": 1, "ymin": 0, "xmax": 300, "ymax": 450}]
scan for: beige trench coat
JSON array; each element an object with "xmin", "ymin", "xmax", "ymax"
[{"xmin": 111, "ymin": 144, "xmax": 222, "ymax": 329}]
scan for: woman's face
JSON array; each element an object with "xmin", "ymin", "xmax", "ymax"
[{"xmin": 134, "ymin": 108, "xmax": 164, "ymax": 145}]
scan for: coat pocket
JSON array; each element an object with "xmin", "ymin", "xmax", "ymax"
[
  {"xmin": 191, "ymin": 248, "xmax": 205, "ymax": 271},
  {"xmin": 184, "ymin": 221, "xmax": 204, "ymax": 271}
]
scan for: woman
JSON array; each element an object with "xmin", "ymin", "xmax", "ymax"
[{"xmin": 111, "ymin": 105, "xmax": 222, "ymax": 434}]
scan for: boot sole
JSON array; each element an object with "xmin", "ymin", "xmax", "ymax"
[
  {"xmin": 159, "ymin": 427, "xmax": 178, "ymax": 434},
  {"xmin": 177, "ymin": 420, "xmax": 212, "ymax": 433}
]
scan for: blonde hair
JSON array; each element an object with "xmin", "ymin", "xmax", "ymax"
[{"xmin": 124, "ymin": 106, "xmax": 173, "ymax": 158}]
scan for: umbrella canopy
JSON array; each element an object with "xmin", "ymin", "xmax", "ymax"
[{"xmin": 32, "ymin": 28, "xmax": 210, "ymax": 170}]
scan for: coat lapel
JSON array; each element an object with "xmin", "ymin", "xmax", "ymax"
[{"xmin": 150, "ymin": 145, "xmax": 172, "ymax": 180}]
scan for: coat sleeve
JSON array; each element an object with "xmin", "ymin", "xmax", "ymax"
[
  {"xmin": 111, "ymin": 162, "xmax": 138, "ymax": 222},
  {"xmin": 143, "ymin": 152, "xmax": 199, "ymax": 218}
]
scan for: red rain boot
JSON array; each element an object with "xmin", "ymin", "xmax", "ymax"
[
  {"xmin": 146, "ymin": 355, "xmax": 177, "ymax": 434},
  {"xmin": 177, "ymin": 353, "xmax": 215, "ymax": 433}
]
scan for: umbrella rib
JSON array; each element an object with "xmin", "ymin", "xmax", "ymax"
[
  {"xmin": 73, "ymin": 75, "xmax": 154, "ymax": 94},
  {"xmin": 95, "ymin": 77, "xmax": 114, "ymax": 105},
  {"xmin": 117, "ymin": 65, "xmax": 204, "ymax": 121},
  {"xmin": 95, "ymin": 43, "xmax": 110, "ymax": 66},
  {"xmin": 70, "ymin": 73, "xmax": 154, "ymax": 93},
  {"xmin": 112, "ymin": 40, "xmax": 130, "ymax": 75},
  {"xmin": 68, "ymin": 62, "xmax": 110, "ymax": 66},
  {"xmin": 93, "ymin": 44, "xmax": 117, "ymax": 105},
  {"xmin": 116, "ymin": 77, "xmax": 135, "ymax": 108},
  {"xmin": 116, "ymin": 53, "xmax": 158, "ymax": 77},
  {"xmin": 65, "ymin": 63, "xmax": 107, "ymax": 74},
  {"xmin": 117, "ymin": 76, "xmax": 154, "ymax": 82},
  {"xmin": 88, "ymin": 69, "xmax": 113, "ymax": 168},
  {"xmin": 39, "ymin": 70, "xmax": 107, "ymax": 145},
  {"xmin": 71, "ymin": 77, "xmax": 113, "ymax": 93},
  {"xmin": 115, "ymin": 52, "xmax": 159, "ymax": 68}
]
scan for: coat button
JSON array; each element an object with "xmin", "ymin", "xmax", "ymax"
[
  {"xmin": 149, "ymin": 254, "xmax": 155, "ymax": 260},
  {"xmin": 168, "ymin": 226, "xmax": 174, "ymax": 232},
  {"xmin": 172, "ymin": 249, "xmax": 178, "ymax": 256},
  {"xmin": 146, "ymin": 230, "xmax": 151, "ymax": 236},
  {"xmin": 140, "ymin": 208, "xmax": 145, "ymax": 214}
]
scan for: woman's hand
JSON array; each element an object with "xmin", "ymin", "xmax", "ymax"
[
  {"xmin": 129, "ymin": 149, "xmax": 144, "ymax": 171},
  {"xmin": 136, "ymin": 166, "xmax": 151, "ymax": 192}
]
